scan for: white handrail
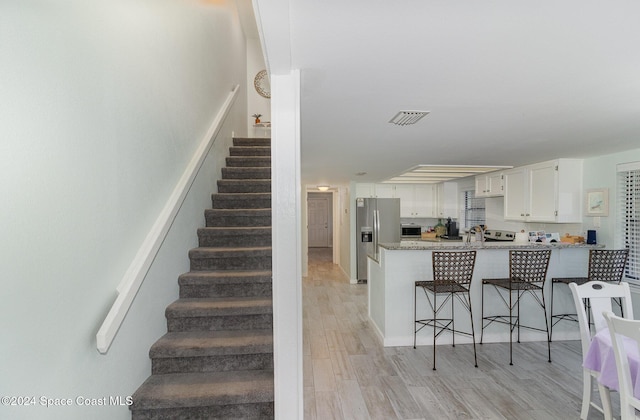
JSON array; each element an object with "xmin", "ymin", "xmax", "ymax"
[{"xmin": 96, "ymin": 85, "xmax": 240, "ymax": 354}]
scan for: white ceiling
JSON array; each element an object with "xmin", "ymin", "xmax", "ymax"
[{"xmin": 253, "ymin": 0, "xmax": 640, "ymax": 186}]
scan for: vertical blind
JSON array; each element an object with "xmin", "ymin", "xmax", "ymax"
[
  {"xmin": 464, "ymin": 190, "xmax": 485, "ymax": 229},
  {"xmin": 618, "ymin": 162, "xmax": 640, "ymax": 281}
]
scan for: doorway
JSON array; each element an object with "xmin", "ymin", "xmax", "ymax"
[{"xmin": 307, "ymin": 193, "xmax": 332, "ymax": 248}]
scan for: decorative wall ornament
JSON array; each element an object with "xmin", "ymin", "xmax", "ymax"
[
  {"xmin": 585, "ymin": 188, "xmax": 609, "ymax": 216},
  {"xmin": 253, "ymin": 69, "xmax": 271, "ymax": 99}
]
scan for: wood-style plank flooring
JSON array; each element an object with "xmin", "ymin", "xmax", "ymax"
[{"xmin": 303, "ymin": 247, "xmax": 615, "ymax": 420}]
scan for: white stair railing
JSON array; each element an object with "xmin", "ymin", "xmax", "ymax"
[{"xmin": 96, "ymin": 85, "xmax": 239, "ymax": 354}]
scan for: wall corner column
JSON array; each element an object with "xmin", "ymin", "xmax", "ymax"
[{"xmin": 271, "ymin": 69, "xmax": 303, "ymax": 419}]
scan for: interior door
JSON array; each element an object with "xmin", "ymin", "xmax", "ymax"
[{"xmin": 308, "ymin": 197, "xmax": 330, "ymax": 247}]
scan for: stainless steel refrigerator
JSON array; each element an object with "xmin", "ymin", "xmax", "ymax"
[{"xmin": 356, "ymin": 197, "xmax": 401, "ymax": 283}]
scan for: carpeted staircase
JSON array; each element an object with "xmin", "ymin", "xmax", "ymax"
[{"xmin": 130, "ymin": 137, "xmax": 274, "ymax": 419}]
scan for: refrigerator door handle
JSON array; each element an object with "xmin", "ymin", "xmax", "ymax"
[{"xmin": 373, "ymin": 209, "xmax": 379, "ymax": 250}]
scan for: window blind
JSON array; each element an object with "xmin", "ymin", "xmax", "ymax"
[
  {"xmin": 618, "ymin": 162, "xmax": 640, "ymax": 281},
  {"xmin": 464, "ymin": 190, "xmax": 485, "ymax": 229}
]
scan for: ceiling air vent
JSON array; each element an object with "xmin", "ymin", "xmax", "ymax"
[{"xmin": 388, "ymin": 110, "xmax": 430, "ymax": 126}]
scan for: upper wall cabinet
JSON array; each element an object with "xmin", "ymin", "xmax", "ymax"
[
  {"xmin": 354, "ymin": 182, "xmax": 452, "ymax": 219},
  {"xmin": 373, "ymin": 184, "xmax": 395, "ymax": 198},
  {"xmin": 503, "ymin": 159, "xmax": 583, "ymax": 223},
  {"xmin": 475, "ymin": 172, "xmax": 504, "ymax": 197},
  {"xmin": 436, "ymin": 182, "xmax": 459, "ymax": 219},
  {"xmin": 354, "ymin": 183, "xmax": 395, "ymax": 198},
  {"xmin": 395, "ymin": 184, "xmax": 436, "ymax": 218}
]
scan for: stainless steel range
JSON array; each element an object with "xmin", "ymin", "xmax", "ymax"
[{"xmin": 483, "ymin": 229, "xmax": 516, "ymax": 241}]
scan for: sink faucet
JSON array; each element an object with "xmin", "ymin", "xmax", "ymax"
[{"xmin": 466, "ymin": 225, "xmax": 485, "ymax": 244}]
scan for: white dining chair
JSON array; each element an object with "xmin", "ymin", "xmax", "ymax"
[
  {"xmin": 570, "ymin": 280, "xmax": 634, "ymax": 420},
  {"xmin": 603, "ymin": 312, "xmax": 640, "ymax": 420}
]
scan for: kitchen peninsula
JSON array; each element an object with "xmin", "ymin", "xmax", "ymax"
[{"xmin": 368, "ymin": 240, "xmax": 603, "ymax": 347}]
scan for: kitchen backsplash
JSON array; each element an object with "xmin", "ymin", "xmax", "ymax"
[{"xmin": 484, "ymin": 196, "xmax": 584, "ymax": 237}]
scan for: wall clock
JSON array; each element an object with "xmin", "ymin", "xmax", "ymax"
[{"xmin": 253, "ymin": 70, "xmax": 270, "ymax": 99}]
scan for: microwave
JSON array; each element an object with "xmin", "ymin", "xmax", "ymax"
[{"xmin": 401, "ymin": 225, "xmax": 422, "ymax": 237}]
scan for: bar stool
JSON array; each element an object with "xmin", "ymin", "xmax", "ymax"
[
  {"xmin": 480, "ymin": 249, "xmax": 551, "ymax": 365},
  {"xmin": 550, "ymin": 249, "xmax": 629, "ymax": 340},
  {"xmin": 414, "ymin": 250, "xmax": 477, "ymax": 370}
]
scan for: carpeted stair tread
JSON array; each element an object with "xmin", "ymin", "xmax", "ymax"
[
  {"xmin": 225, "ymin": 156, "xmax": 271, "ymax": 167},
  {"xmin": 188, "ymin": 247, "xmax": 271, "ymax": 271},
  {"xmin": 131, "ymin": 370, "xmax": 274, "ymax": 410},
  {"xmin": 206, "ymin": 208, "xmax": 271, "ymax": 213},
  {"xmin": 166, "ymin": 297, "xmax": 273, "ymax": 318},
  {"xmin": 178, "ymin": 270, "xmax": 272, "ymax": 283},
  {"xmin": 197, "ymin": 227, "xmax": 271, "ymax": 247},
  {"xmin": 198, "ymin": 226, "xmax": 271, "ymax": 235},
  {"xmin": 213, "ymin": 192, "xmax": 271, "ymax": 197},
  {"xmin": 229, "ymin": 146, "xmax": 270, "ymax": 157},
  {"xmin": 189, "ymin": 246, "xmax": 271, "ymax": 255},
  {"xmin": 204, "ymin": 208, "xmax": 271, "ymax": 227},
  {"xmin": 211, "ymin": 192, "xmax": 271, "ymax": 200},
  {"xmin": 221, "ymin": 167, "xmax": 271, "ymax": 179},
  {"xmin": 233, "ymin": 137, "xmax": 271, "ymax": 147},
  {"xmin": 211, "ymin": 193, "xmax": 271, "ymax": 209},
  {"xmin": 178, "ymin": 271, "xmax": 272, "ymax": 299},
  {"xmin": 217, "ymin": 179, "xmax": 271, "ymax": 185},
  {"xmin": 150, "ymin": 330, "xmax": 273, "ymax": 358},
  {"xmin": 217, "ymin": 179, "xmax": 271, "ymax": 193}
]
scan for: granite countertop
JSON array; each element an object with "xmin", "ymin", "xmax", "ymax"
[{"xmin": 381, "ymin": 240, "xmax": 604, "ymax": 251}]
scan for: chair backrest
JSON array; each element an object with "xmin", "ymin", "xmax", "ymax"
[
  {"xmin": 588, "ymin": 249, "xmax": 630, "ymax": 283},
  {"xmin": 509, "ymin": 249, "xmax": 551, "ymax": 284},
  {"xmin": 432, "ymin": 251, "xmax": 476, "ymax": 286},
  {"xmin": 569, "ymin": 281, "xmax": 634, "ymax": 357},
  {"xmin": 603, "ymin": 311, "xmax": 640, "ymax": 420}
]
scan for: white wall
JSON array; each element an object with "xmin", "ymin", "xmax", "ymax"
[
  {"xmin": 246, "ymin": 37, "xmax": 271, "ymax": 134},
  {"xmin": 338, "ymin": 185, "xmax": 352, "ymax": 276},
  {"xmin": 0, "ymin": 1, "xmax": 247, "ymax": 419},
  {"xmin": 582, "ymin": 147, "xmax": 640, "ymax": 248},
  {"xmin": 582, "ymin": 147, "xmax": 640, "ymax": 310},
  {"xmin": 270, "ymin": 70, "xmax": 304, "ymax": 420}
]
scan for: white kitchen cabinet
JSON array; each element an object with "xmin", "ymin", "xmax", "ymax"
[
  {"xmin": 475, "ymin": 172, "xmax": 504, "ymax": 197},
  {"xmin": 355, "ymin": 183, "xmax": 395, "ymax": 198},
  {"xmin": 355, "ymin": 183, "xmax": 375, "ymax": 198},
  {"xmin": 373, "ymin": 184, "xmax": 395, "ymax": 198},
  {"xmin": 503, "ymin": 167, "xmax": 527, "ymax": 220},
  {"xmin": 503, "ymin": 159, "xmax": 583, "ymax": 223},
  {"xmin": 436, "ymin": 182, "xmax": 459, "ymax": 218},
  {"xmin": 395, "ymin": 184, "xmax": 436, "ymax": 218}
]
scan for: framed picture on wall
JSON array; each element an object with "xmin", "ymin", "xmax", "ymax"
[{"xmin": 585, "ymin": 188, "xmax": 609, "ymax": 217}]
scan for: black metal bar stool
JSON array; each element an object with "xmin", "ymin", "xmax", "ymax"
[
  {"xmin": 550, "ymin": 249, "xmax": 629, "ymax": 340},
  {"xmin": 480, "ymin": 249, "xmax": 551, "ymax": 365},
  {"xmin": 414, "ymin": 250, "xmax": 477, "ymax": 370}
]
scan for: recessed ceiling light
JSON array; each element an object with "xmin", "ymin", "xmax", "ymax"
[
  {"xmin": 388, "ymin": 110, "xmax": 430, "ymax": 126},
  {"xmin": 317, "ymin": 186, "xmax": 329, "ymax": 191}
]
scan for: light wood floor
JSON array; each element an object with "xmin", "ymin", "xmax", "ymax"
[{"xmin": 303, "ymin": 247, "xmax": 615, "ymax": 420}]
